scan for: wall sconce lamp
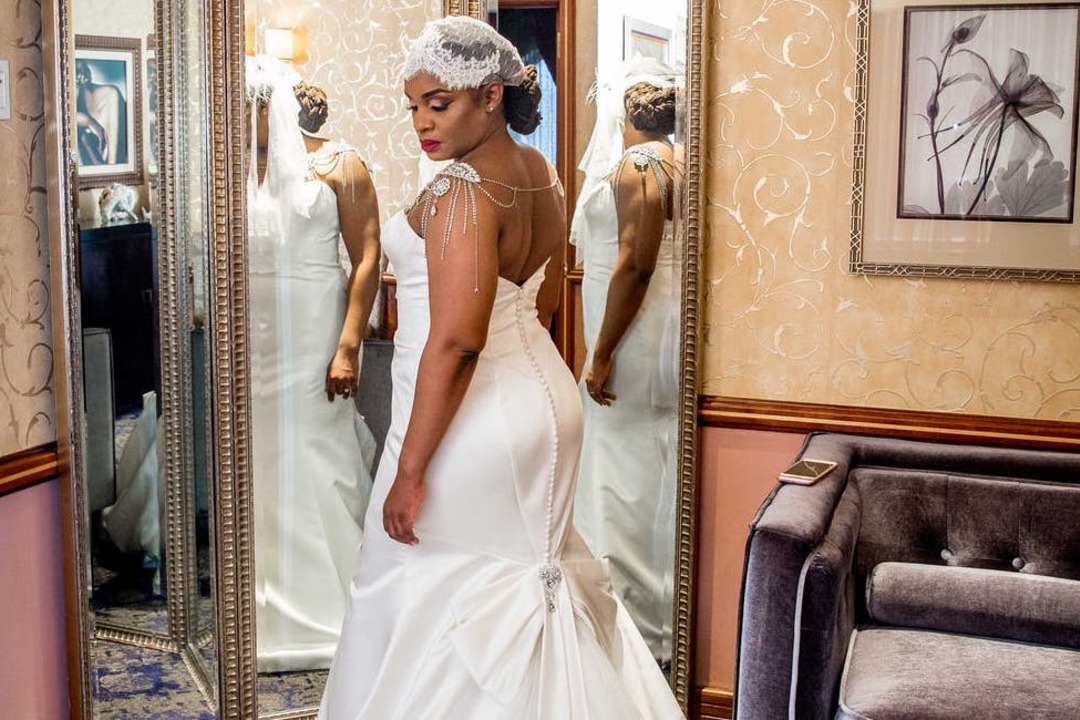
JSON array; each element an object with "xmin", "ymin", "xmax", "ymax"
[{"xmin": 265, "ymin": 27, "xmax": 297, "ymax": 61}]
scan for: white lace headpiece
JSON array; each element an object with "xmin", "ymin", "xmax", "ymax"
[{"xmin": 403, "ymin": 16, "xmax": 525, "ymax": 90}]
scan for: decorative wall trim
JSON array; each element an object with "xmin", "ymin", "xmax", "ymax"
[
  {"xmin": 694, "ymin": 686, "xmax": 733, "ymax": 720},
  {"xmin": 699, "ymin": 396, "xmax": 1080, "ymax": 450},
  {"xmin": 0, "ymin": 444, "xmax": 60, "ymax": 497}
]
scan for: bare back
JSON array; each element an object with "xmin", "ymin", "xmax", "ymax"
[{"xmin": 407, "ymin": 138, "xmax": 566, "ymax": 324}]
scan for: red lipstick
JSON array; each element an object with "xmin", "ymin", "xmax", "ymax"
[{"xmin": 421, "ymin": 140, "xmax": 441, "ymax": 153}]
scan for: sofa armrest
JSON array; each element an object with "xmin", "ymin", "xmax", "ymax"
[{"xmin": 735, "ymin": 435, "xmax": 859, "ymax": 720}]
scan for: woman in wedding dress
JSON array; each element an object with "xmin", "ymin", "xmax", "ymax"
[
  {"xmin": 318, "ymin": 17, "xmax": 683, "ymax": 720},
  {"xmin": 246, "ymin": 56, "xmax": 381, "ymax": 673},
  {"xmin": 571, "ymin": 65, "xmax": 683, "ymax": 665}
]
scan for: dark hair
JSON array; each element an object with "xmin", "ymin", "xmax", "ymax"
[
  {"xmin": 294, "ymin": 81, "xmax": 329, "ymax": 134},
  {"xmin": 624, "ymin": 82, "xmax": 676, "ymax": 136},
  {"xmin": 503, "ymin": 65, "xmax": 542, "ymax": 135}
]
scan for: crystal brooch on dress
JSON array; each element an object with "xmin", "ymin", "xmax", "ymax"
[{"xmin": 539, "ymin": 564, "xmax": 563, "ymax": 613}]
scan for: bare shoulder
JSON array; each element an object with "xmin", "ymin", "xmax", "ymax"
[{"xmin": 468, "ymin": 142, "xmax": 557, "ymax": 190}]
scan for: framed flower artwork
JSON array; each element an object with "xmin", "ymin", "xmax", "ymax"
[{"xmin": 850, "ymin": 1, "xmax": 1080, "ymax": 281}]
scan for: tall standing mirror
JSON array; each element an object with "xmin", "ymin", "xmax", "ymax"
[
  {"xmin": 48, "ymin": 0, "xmax": 702, "ymax": 716},
  {"xmin": 227, "ymin": 0, "xmax": 701, "ymax": 717},
  {"xmin": 44, "ymin": 0, "xmax": 219, "ymax": 715}
]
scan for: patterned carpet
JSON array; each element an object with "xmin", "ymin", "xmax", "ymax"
[
  {"xmin": 95, "ymin": 412, "xmax": 327, "ymax": 716},
  {"xmin": 93, "ymin": 640, "xmax": 215, "ymax": 719},
  {"xmin": 92, "ymin": 603, "xmax": 329, "ymax": 717}
]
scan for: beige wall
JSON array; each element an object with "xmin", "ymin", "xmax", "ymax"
[
  {"xmin": 702, "ymin": 0, "xmax": 1080, "ymax": 420},
  {"xmin": 0, "ymin": 0, "xmax": 55, "ymax": 456},
  {"xmin": 251, "ymin": 0, "xmax": 441, "ymax": 221}
]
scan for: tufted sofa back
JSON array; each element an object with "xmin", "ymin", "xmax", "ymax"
[{"xmin": 852, "ymin": 468, "xmax": 1080, "ymax": 619}]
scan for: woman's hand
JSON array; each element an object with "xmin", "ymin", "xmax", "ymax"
[
  {"xmin": 325, "ymin": 346, "xmax": 360, "ymax": 402},
  {"xmin": 585, "ymin": 355, "xmax": 617, "ymax": 406},
  {"xmin": 383, "ymin": 473, "xmax": 425, "ymax": 545}
]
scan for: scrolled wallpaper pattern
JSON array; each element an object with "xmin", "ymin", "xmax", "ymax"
[
  {"xmin": 253, "ymin": 0, "xmax": 440, "ymax": 220},
  {"xmin": 703, "ymin": 0, "xmax": 1080, "ymax": 420},
  {"xmin": 0, "ymin": 0, "xmax": 55, "ymax": 456}
]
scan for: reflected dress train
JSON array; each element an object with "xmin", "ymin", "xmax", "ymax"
[
  {"xmin": 318, "ymin": 164, "xmax": 684, "ymax": 719},
  {"xmin": 249, "ymin": 154, "xmax": 376, "ymax": 673},
  {"xmin": 572, "ymin": 144, "xmax": 680, "ymax": 663}
]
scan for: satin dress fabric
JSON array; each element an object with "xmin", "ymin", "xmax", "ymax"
[
  {"xmin": 572, "ymin": 154, "xmax": 680, "ymax": 663},
  {"xmin": 317, "ymin": 201, "xmax": 684, "ymax": 719},
  {"xmin": 249, "ymin": 172, "xmax": 376, "ymax": 673}
]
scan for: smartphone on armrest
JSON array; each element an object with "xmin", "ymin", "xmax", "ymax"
[{"xmin": 778, "ymin": 459, "xmax": 837, "ymax": 485}]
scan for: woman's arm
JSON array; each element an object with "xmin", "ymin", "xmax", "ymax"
[
  {"xmin": 585, "ymin": 154, "xmax": 668, "ymax": 406},
  {"xmin": 383, "ymin": 180, "xmax": 502, "ymax": 545},
  {"xmin": 325, "ymin": 151, "xmax": 382, "ymax": 401}
]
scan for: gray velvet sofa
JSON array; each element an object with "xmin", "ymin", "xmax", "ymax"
[{"xmin": 733, "ymin": 432, "xmax": 1080, "ymax": 720}]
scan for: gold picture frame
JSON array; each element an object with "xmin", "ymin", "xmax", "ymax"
[{"xmin": 850, "ymin": 0, "xmax": 1080, "ymax": 282}]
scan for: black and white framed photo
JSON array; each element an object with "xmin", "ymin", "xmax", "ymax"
[
  {"xmin": 850, "ymin": 0, "xmax": 1080, "ymax": 281},
  {"xmin": 898, "ymin": 5, "xmax": 1080, "ymax": 222},
  {"xmin": 74, "ymin": 35, "xmax": 143, "ymax": 188}
]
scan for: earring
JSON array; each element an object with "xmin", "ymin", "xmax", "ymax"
[{"xmin": 486, "ymin": 107, "xmax": 494, "ymax": 114}]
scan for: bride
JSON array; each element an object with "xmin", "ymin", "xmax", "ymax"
[
  {"xmin": 247, "ymin": 55, "xmax": 381, "ymax": 673},
  {"xmin": 317, "ymin": 17, "xmax": 684, "ymax": 719}
]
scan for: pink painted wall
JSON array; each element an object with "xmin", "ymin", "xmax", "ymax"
[
  {"xmin": 0, "ymin": 480, "xmax": 69, "ymax": 719},
  {"xmin": 694, "ymin": 427, "xmax": 807, "ymax": 692}
]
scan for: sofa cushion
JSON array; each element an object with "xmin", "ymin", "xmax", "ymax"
[
  {"xmin": 866, "ymin": 562, "xmax": 1080, "ymax": 650},
  {"xmin": 852, "ymin": 468, "xmax": 1080, "ymax": 622},
  {"xmin": 837, "ymin": 627, "xmax": 1080, "ymax": 720}
]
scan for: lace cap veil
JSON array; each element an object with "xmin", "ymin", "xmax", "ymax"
[
  {"xmin": 403, "ymin": 16, "xmax": 525, "ymax": 90},
  {"xmin": 570, "ymin": 57, "xmax": 681, "ymax": 247}
]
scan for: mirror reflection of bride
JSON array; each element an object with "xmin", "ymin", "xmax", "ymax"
[
  {"xmin": 245, "ymin": 55, "xmax": 382, "ymax": 673},
  {"xmin": 572, "ymin": 59, "xmax": 685, "ymax": 668}
]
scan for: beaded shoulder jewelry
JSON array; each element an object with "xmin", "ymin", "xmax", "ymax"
[
  {"xmin": 407, "ymin": 161, "xmax": 562, "ymax": 293},
  {"xmin": 612, "ymin": 144, "xmax": 677, "ymax": 216},
  {"xmin": 306, "ymin": 146, "xmax": 369, "ymax": 202}
]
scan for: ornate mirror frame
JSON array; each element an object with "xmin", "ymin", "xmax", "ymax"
[
  {"xmin": 43, "ymin": 0, "xmax": 216, "ymax": 715},
  {"xmin": 201, "ymin": 0, "xmax": 705, "ymax": 715}
]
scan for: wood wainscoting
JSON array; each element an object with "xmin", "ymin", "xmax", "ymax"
[
  {"xmin": 699, "ymin": 396, "xmax": 1080, "ymax": 450},
  {"xmin": 694, "ymin": 686, "xmax": 734, "ymax": 720},
  {"xmin": 0, "ymin": 443, "xmax": 60, "ymax": 497}
]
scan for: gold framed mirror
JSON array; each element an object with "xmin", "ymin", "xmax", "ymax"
[
  {"xmin": 43, "ymin": 0, "xmax": 218, "ymax": 715},
  {"xmin": 46, "ymin": 0, "xmax": 703, "ymax": 716},
  {"xmin": 216, "ymin": 1, "xmax": 703, "ymax": 716}
]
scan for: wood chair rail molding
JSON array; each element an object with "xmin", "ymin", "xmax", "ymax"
[
  {"xmin": 0, "ymin": 444, "xmax": 60, "ymax": 497},
  {"xmin": 699, "ymin": 396, "xmax": 1080, "ymax": 451},
  {"xmin": 694, "ymin": 686, "xmax": 734, "ymax": 720}
]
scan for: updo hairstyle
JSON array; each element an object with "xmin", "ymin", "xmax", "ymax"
[
  {"xmin": 502, "ymin": 65, "xmax": 542, "ymax": 135},
  {"xmin": 624, "ymin": 81, "xmax": 677, "ymax": 136},
  {"xmin": 294, "ymin": 81, "xmax": 329, "ymax": 134}
]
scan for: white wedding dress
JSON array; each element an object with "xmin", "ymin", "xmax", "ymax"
[
  {"xmin": 249, "ymin": 161, "xmax": 376, "ymax": 673},
  {"xmin": 572, "ymin": 145, "xmax": 680, "ymax": 663},
  {"xmin": 318, "ymin": 165, "xmax": 684, "ymax": 719}
]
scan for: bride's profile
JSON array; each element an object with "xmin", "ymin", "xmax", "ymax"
[{"xmin": 317, "ymin": 17, "xmax": 684, "ymax": 719}]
